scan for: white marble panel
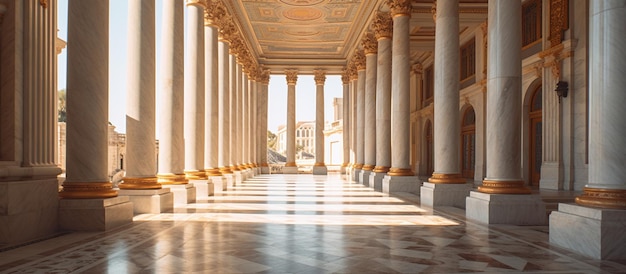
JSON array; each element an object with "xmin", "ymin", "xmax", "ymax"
[
  {"xmin": 118, "ymin": 188, "xmax": 173, "ymax": 214},
  {"xmin": 167, "ymin": 185, "xmax": 196, "ymax": 205},
  {"xmin": 549, "ymin": 203, "xmax": 626, "ymax": 260},
  {"xmin": 420, "ymin": 182, "xmax": 471, "ymax": 208},
  {"xmin": 382, "ymin": 175, "xmax": 421, "ymax": 194},
  {"xmin": 58, "ymin": 196, "xmax": 133, "ymax": 231},
  {"xmin": 465, "ymin": 191, "xmax": 546, "ymax": 225}
]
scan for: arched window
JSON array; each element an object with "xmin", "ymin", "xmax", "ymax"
[
  {"xmin": 529, "ymin": 86, "xmax": 542, "ymax": 186},
  {"xmin": 425, "ymin": 120, "xmax": 433, "ymax": 176},
  {"xmin": 461, "ymin": 107, "xmax": 476, "ymax": 179}
]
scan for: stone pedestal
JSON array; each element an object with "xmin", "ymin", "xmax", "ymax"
[
  {"xmin": 191, "ymin": 180, "xmax": 214, "ymax": 199},
  {"xmin": 420, "ymin": 182, "xmax": 472, "ymax": 208},
  {"xmin": 234, "ymin": 171, "xmax": 243, "ymax": 185},
  {"xmin": 167, "ymin": 184, "xmax": 196, "ymax": 205},
  {"xmin": 118, "ymin": 188, "xmax": 173, "ymax": 214},
  {"xmin": 209, "ymin": 176, "xmax": 224, "ymax": 193},
  {"xmin": 382, "ymin": 176, "xmax": 421, "ymax": 194},
  {"xmin": 359, "ymin": 170, "xmax": 372, "ymax": 186},
  {"xmin": 283, "ymin": 166, "xmax": 298, "ymax": 174},
  {"xmin": 222, "ymin": 174, "xmax": 234, "ymax": 190},
  {"xmin": 340, "ymin": 166, "xmax": 347, "ymax": 174},
  {"xmin": 261, "ymin": 166, "xmax": 270, "ymax": 174},
  {"xmin": 549, "ymin": 203, "xmax": 626, "ymax": 260},
  {"xmin": 369, "ymin": 172, "xmax": 386, "ymax": 191},
  {"xmin": 352, "ymin": 168, "xmax": 362, "ymax": 182},
  {"xmin": 58, "ymin": 196, "xmax": 134, "ymax": 231},
  {"xmin": 465, "ymin": 191, "xmax": 546, "ymax": 225},
  {"xmin": 0, "ymin": 179, "xmax": 59, "ymax": 245},
  {"xmin": 312, "ymin": 166, "xmax": 328, "ymax": 175}
]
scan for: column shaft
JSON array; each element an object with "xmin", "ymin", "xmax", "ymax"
[
  {"xmin": 355, "ymin": 69, "xmax": 365, "ymax": 169},
  {"xmin": 314, "ymin": 70, "xmax": 326, "ymax": 171},
  {"xmin": 341, "ymin": 74, "xmax": 350, "ymax": 170},
  {"xmin": 350, "ymin": 77, "xmax": 358, "ymax": 166},
  {"xmin": 204, "ymin": 21, "xmax": 220, "ymax": 176},
  {"xmin": 183, "ymin": 0, "xmax": 206, "ymax": 179},
  {"xmin": 429, "ymin": 0, "xmax": 465, "ymax": 184},
  {"xmin": 230, "ymin": 56, "xmax": 239, "ymax": 170},
  {"xmin": 241, "ymin": 72, "xmax": 249, "ymax": 168},
  {"xmin": 388, "ymin": 11, "xmax": 413, "ymax": 176},
  {"xmin": 576, "ymin": 2, "xmax": 626, "ymax": 208},
  {"xmin": 217, "ymin": 40, "xmax": 232, "ymax": 173},
  {"xmin": 374, "ymin": 37, "xmax": 392, "ymax": 173},
  {"xmin": 285, "ymin": 70, "xmax": 297, "ymax": 167},
  {"xmin": 258, "ymin": 74, "xmax": 270, "ymax": 170},
  {"xmin": 62, "ymin": 0, "xmax": 117, "ymax": 198},
  {"xmin": 363, "ymin": 51, "xmax": 377, "ymax": 171},
  {"xmin": 479, "ymin": 0, "xmax": 527, "ymax": 193},
  {"xmin": 120, "ymin": 0, "xmax": 160, "ymax": 189}
]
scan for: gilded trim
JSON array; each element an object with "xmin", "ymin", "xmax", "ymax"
[
  {"xmin": 352, "ymin": 163, "xmax": 364, "ymax": 169},
  {"xmin": 314, "ymin": 162, "xmax": 326, "ymax": 167},
  {"xmin": 119, "ymin": 177, "xmax": 162, "ymax": 189},
  {"xmin": 157, "ymin": 173, "xmax": 189, "ymax": 185},
  {"xmin": 59, "ymin": 181, "xmax": 118, "ymax": 199},
  {"xmin": 219, "ymin": 166, "xmax": 233, "ymax": 174},
  {"xmin": 185, "ymin": 170, "xmax": 208, "ymax": 180},
  {"xmin": 373, "ymin": 166, "xmax": 390, "ymax": 173},
  {"xmin": 478, "ymin": 180, "xmax": 531, "ymax": 194},
  {"xmin": 205, "ymin": 168, "xmax": 222, "ymax": 177},
  {"xmin": 575, "ymin": 187, "xmax": 626, "ymax": 209},
  {"xmin": 387, "ymin": 168, "xmax": 414, "ymax": 176},
  {"xmin": 428, "ymin": 173, "xmax": 466, "ymax": 184},
  {"xmin": 285, "ymin": 162, "xmax": 297, "ymax": 167},
  {"xmin": 362, "ymin": 164, "xmax": 375, "ymax": 171}
]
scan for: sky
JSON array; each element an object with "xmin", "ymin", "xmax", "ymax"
[{"xmin": 57, "ymin": 0, "xmax": 343, "ymax": 134}]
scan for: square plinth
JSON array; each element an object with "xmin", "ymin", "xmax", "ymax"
[
  {"xmin": 313, "ymin": 166, "xmax": 328, "ymax": 175},
  {"xmin": 190, "ymin": 180, "xmax": 215, "ymax": 199},
  {"xmin": 359, "ymin": 170, "xmax": 372, "ymax": 186},
  {"xmin": 58, "ymin": 196, "xmax": 133, "ymax": 231},
  {"xmin": 420, "ymin": 182, "xmax": 472, "ymax": 208},
  {"xmin": 166, "ymin": 184, "xmax": 196, "ymax": 205},
  {"xmin": 466, "ymin": 191, "xmax": 547, "ymax": 225},
  {"xmin": 382, "ymin": 176, "xmax": 421, "ymax": 194},
  {"xmin": 117, "ymin": 188, "xmax": 173, "ymax": 214},
  {"xmin": 369, "ymin": 172, "xmax": 387, "ymax": 192}
]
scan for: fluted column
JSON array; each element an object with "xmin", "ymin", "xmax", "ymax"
[
  {"xmin": 354, "ymin": 50, "xmax": 366, "ymax": 172},
  {"xmin": 341, "ymin": 72, "xmax": 350, "ymax": 174},
  {"xmin": 258, "ymin": 70, "xmax": 270, "ymax": 173},
  {"xmin": 155, "ymin": 0, "xmax": 187, "ymax": 185},
  {"xmin": 235, "ymin": 62, "xmax": 244, "ymax": 171},
  {"xmin": 428, "ymin": 0, "xmax": 465, "ymax": 184},
  {"xmin": 284, "ymin": 69, "xmax": 298, "ymax": 171},
  {"xmin": 229, "ymin": 52, "xmax": 239, "ymax": 171},
  {"xmin": 241, "ymin": 71, "xmax": 249, "ymax": 169},
  {"xmin": 203, "ymin": 4, "xmax": 220, "ymax": 177},
  {"xmin": 119, "ymin": 0, "xmax": 161, "ymax": 189},
  {"xmin": 217, "ymin": 24, "xmax": 232, "ymax": 174},
  {"xmin": 183, "ymin": 0, "xmax": 206, "ymax": 180},
  {"xmin": 313, "ymin": 69, "xmax": 327, "ymax": 175},
  {"xmin": 387, "ymin": 0, "xmax": 413, "ymax": 176},
  {"xmin": 249, "ymin": 75, "xmax": 257, "ymax": 169},
  {"xmin": 362, "ymin": 33, "xmax": 377, "ymax": 175},
  {"xmin": 479, "ymin": 0, "xmax": 528, "ymax": 194},
  {"xmin": 373, "ymin": 12, "xmax": 392, "ymax": 174},
  {"xmin": 576, "ymin": 2, "xmax": 626, "ymax": 209},
  {"xmin": 61, "ymin": 0, "xmax": 117, "ymax": 198},
  {"xmin": 349, "ymin": 70, "xmax": 358, "ymax": 174}
]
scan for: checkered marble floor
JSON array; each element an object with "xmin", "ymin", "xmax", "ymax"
[{"xmin": 2, "ymin": 174, "xmax": 625, "ymax": 273}]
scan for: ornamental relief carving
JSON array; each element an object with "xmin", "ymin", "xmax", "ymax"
[
  {"xmin": 341, "ymin": 69, "xmax": 350, "ymax": 85},
  {"xmin": 352, "ymin": 50, "xmax": 366, "ymax": 71},
  {"xmin": 549, "ymin": 0, "xmax": 568, "ymax": 48},
  {"xmin": 386, "ymin": 0, "xmax": 412, "ymax": 17},
  {"xmin": 285, "ymin": 69, "xmax": 298, "ymax": 84},
  {"xmin": 314, "ymin": 69, "xmax": 326, "ymax": 85},
  {"xmin": 361, "ymin": 32, "xmax": 377, "ymax": 55}
]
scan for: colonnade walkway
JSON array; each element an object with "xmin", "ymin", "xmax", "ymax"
[{"xmin": 1, "ymin": 174, "xmax": 625, "ymax": 273}]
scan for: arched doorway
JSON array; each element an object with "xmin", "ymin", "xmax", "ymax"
[
  {"xmin": 461, "ymin": 107, "xmax": 476, "ymax": 179},
  {"xmin": 425, "ymin": 120, "xmax": 433, "ymax": 176},
  {"xmin": 529, "ymin": 86, "xmax": 542, "ymax": 187}
]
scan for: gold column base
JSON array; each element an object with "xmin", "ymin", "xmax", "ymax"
[
  {"xmin": 205, "ymin": 168, "xmax": 222, "ymax": 177},
  {"xmin": 352, "ymin": 163, "xmax": 364, "ymax": 169},
  {"xmin": 231, "ymin": 165, "xmax": 241, "ymax": 171},
  {"xmin": 251, "ymin": 163, "xmax": 258, "ymax": 168},
  {"xmin": 259, "ymin": 163, "xmax": 269, "ymax": 167},
  {"xmin": 185, "ymin": 170, "xmax": 208, "ymax": 180},
  {"xmin": 373, "ymin": 166, "xmax": 390, "ymax": 173},
  {"xmin": 478, "ymin": 180, "xmax": 531, "ymax": 194},
  {"xmin": 285, "ymin": 162, "xmax": 297, "ymax": 167},
  {"xmin": 428, "ymin": 173, "xmax": 466, "ymax": 184},
  {"xmin": 119, "ymin": 176, "xmax": 162, "ymax": 189},
  {"xmin": 575, "ymin": 187, "xmax": 626, "ymax": 209},
  {"xmin": 157, "ymin": 173, "xmax": 189, "ymax": 185},
  {"xmin": 59, "ymin": 181, "xmax": 118, "ymax": 199},
  {"xmin": 314, "ymin": 162, "xmax": 326, "ymax": 167},
  {"xmin": 341, "ymin": 163, "xmax": 349, "ymax": 168},
  {"xmin": 219, "ymin": 166, "xmax": 233, "ymax": 174},
  {"xmin": 387, "ymin": 167, "xmax": 414, "ymax": 176},
  {"xmin": 362, "ymin": 164, "xmax": 375, "ymax": 171}
]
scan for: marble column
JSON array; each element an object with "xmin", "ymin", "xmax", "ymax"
[
  {"xmin": 466, "ymin": 0, "xmax": 545, "ymax": 225},
  {"xmin": 383, "ymin": 0, "xmax": 419, "ymax": 194},
  {"xmin": 360, "ymin": 33, "xmax": 377, "ymax": 186},
  {"xmin": 313, "ymin": 69, "xmax": 327, "ymax": 175},
  {"xmin": 156, "ymin": 0, "xmax": 195, "ymax": 205},
  {"xmin": 241, "ymin": 71, "xmax": 250, "ymax": 175},
  {"xmin": 249, "ymin": 76, "xmax": 257, "ymax": 173},
  {"xmin": 371, "ymin": 12, "xmax": 392, "ymax": 192},
  {"xmin": 60, "ymin": 0, "xmax": 133, "ymax": 230},
  {"xmin": 200, "ymin": 7, "xmax": 220, "ymax": 196},
  {"xmin": 203, "ymin": 5, "xmax": 221, "ymax": 178},
  {"xmin": 258, "ymin": 69, "xmax": 270, "ymax": 174},
  {"xmin": 341, "ymin": 72, "xmax": 350, "ymax": 174},
  {"xmin": 550, "ymin": 2, "xmax": 626, "ymax": 260},
  {"xmin": 349, "ymin": 70, "xmax": 358, "ymax": 180},
  {"xmin": 421, "ymin": 0, "xmax": 471, "ymax": 208},
  {"xmin": 352, "ymin": 50, "xmax": 366, "ymax": 181},
  {"xmin": 118, "ymin": 0, "xmax": 173, "ymax": 214},
  {"xmin": 284, "ymin": 69, "xmax": 299, "ymax": 174},
  {"xmin": 217, "ymin": 22, "xmax": 234, "ymax": 189},
  {"xmin": 183, "ymin": 0, "xmax": 206, "ymax": 180}
]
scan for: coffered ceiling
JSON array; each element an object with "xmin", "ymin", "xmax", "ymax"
[{"xmin": 223, "ymin": 0, "xmax": 488, "ymax": 74}]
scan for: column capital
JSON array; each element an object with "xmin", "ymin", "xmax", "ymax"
[
  {"xmin": 217, "ymin": 18, "xmax": 237, "ymax": 43},
  {"xmin": 352, "ymin": 49, "xmax": 366, "ymax": 71},
  {"xmin": 373, "ymin": 12, "xmax": 393, "ymax": 40},
  {"xmin": 341, "ymin": 68, "xmax": 350, "ymax": 85},
  {"xmin": 186, "ymin": 0, "xmax": 204, "ymax": 6},
  {"xmin": 387, "ymin": 0, "xmax": 412, "ymax": 18},
  {"xmin": 285, "ymin": 69, "xmax": 298, "ymax": 85},
  {"xmin": 314, "ymin": 69, "xmax": 326, "ymax": 85},
  {"xmin": 259, "ymin": 68, "xmax": 271, "ymax": 84},
  {"xmin": 361, "ymin": 32, "xmax": 378, "ymax": 55},
  {"xmin": 412, "ymin": 62, "xmax": 423, "ymax": 74},
  {"xmin": 204, "ymin": 0, "xmax": 225, "ymax": 26}
]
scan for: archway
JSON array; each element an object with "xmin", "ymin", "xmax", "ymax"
[{"xmin": 529, "ymin": 86, "xmax": 542, "ymax": 187}]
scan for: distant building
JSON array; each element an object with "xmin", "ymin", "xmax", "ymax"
[{"xmin": 276, "ymin": 121, "xmax": 315, "ymax": 160}]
